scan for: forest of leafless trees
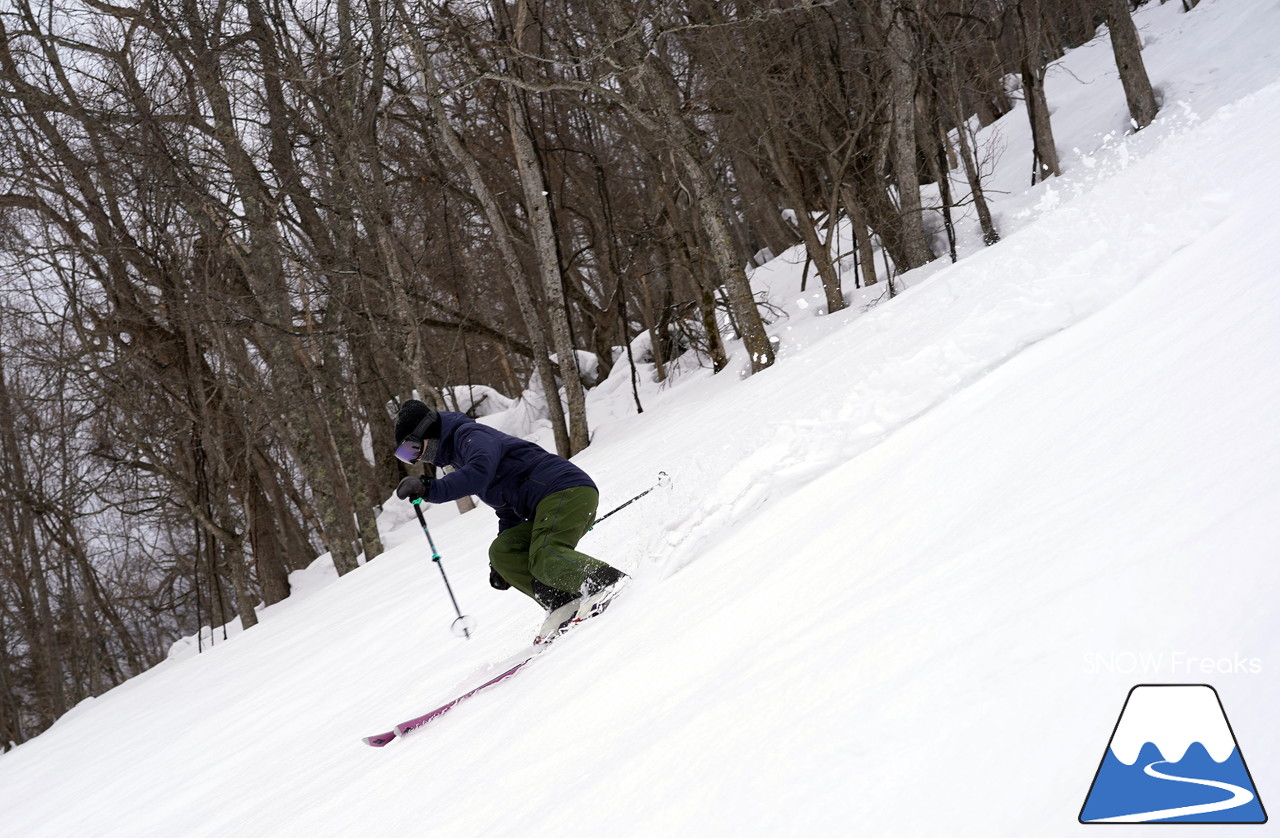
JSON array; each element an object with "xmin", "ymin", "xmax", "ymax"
[{"xmin": 0, "ymin": 0, "xmax": 1160, "ymax": 747}]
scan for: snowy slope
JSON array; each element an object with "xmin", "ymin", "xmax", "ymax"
[{"xmin": 2, "ymin": 1, "xmax": 1278, "ymax": 835}]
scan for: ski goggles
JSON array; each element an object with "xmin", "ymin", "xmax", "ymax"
[{"xmin": 394, "ymin": 413, "xmax": 435, "ymax": 464}]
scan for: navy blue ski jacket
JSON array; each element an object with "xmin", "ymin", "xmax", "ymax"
[{"xmin": 424, "ymin": 412, "xmax": 596, "ymax": 531}]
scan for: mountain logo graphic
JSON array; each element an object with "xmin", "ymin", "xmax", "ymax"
[{"xmin": 1080, "ymin": 684, "xmax": 1267, "ymax": 823}]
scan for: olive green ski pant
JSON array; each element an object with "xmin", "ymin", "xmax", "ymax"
[{"xmin": 488, "ymin": 486, "xmax": 609, "ymax": 601}]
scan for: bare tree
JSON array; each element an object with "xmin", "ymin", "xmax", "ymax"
[
  {"xmin": 1101, "ymin": 0, "xmax": 1159, "ymax": 130},
  {"xmin": 583, "ymin": 0, "xmax": 777, "ymax": 372},
  {"xmin": 393, "ymin": 0, "xmax": 576, "ymax": 455},
  {"xmin": 1011, "ymin": 0, "xmax": 1062, "ymax": 183},
  {"xmin": 494, "ymin": 0, "xmax": 592, "ymax": 454},
  {"xmin": 878, "ymin": 0, "xmax": 937, "ymax": 268}
]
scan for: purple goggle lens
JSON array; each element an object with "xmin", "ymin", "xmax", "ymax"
[{"xmin": 394, "ymin": 438, "xmax": 423, "ymax": 464}]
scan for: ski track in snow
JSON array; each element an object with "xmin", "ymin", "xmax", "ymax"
[
  {"xmin": 646, "ymin": 72, "xmax": 1257, "ymax": 583},
  {"xmin": 1087, "ymin": 760, "xmax": 1257, "ymax": 823}
]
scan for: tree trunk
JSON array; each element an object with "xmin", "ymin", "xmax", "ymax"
[
  {"xmin": 761, "ymin": 126, "xmax": 847, "ymax": 314},
  {"xmin": 591, "ymin": 0, "xmax": 775, "ymax": 373},
  {"xmin": 727, "ymin": 150, "xmax": 797, "ymax": 261},
  {"xmin": 1103, "ymin": 0, "xmax": 1159, "ymax": 131},
  {"xmin": 503, "ymin": 1, "xmax": 591, "ymax": 455},
  {"xmin": 955, "ymin": 117, "xmax": 1000, "ymax": 245},
  {"xmin": 642, "ymin": 71, "xmax": 775, "ymax": 371},
  {"xmin": 653, "ymin": 172, "xmax": 730, "ymax": 372},
  {"xmin": 1013, "ymin": 0, "xmax": 1062, "ymax": 183},
  {"xmin": 395, "ymin": 10, "xmax": 573, "ymax": 455},
  {"xmin": 0, "ymin": 352, "xmax": 66, "ymax": 724},
  {"xmin": 881, "ymin": 0, "xmax": 935, "ymax": 269},
  {"xmin": 841, "ymin": 188, "xmax": 881, "ymax": 288}
]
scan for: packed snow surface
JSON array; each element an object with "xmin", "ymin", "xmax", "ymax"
[{"xmin": 2, "ymin": 1, "xmax": 1277, "ymax": 834}]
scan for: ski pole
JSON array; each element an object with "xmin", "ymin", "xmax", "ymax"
[
  {"xmin": 412, "ymin": 498, "xmax": 473, "ymax": 639},
  {"xmin": 594, "ymin": 471, "xmax": 670, "ymax": 526}
]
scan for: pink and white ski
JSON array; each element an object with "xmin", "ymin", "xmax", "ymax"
[
  {"xmin": 363, "ymin": 657, "xmax": 534, "ymax": 747},
  {"xmin": 362, "ymin": 596, "xmax": 620, "ymax": 747}
]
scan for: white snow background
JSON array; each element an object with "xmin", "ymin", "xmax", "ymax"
[{"xmin": 2, "ymin": 0, "xmax": 1278, "ymax": 834}]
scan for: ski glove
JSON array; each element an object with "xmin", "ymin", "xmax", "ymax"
[
  {"xmin": 489, "ymin": 568, "xmax": 512, "ymax": 591},
  {"xmin": 396, "ymin": 474, "xmax": 432, "ymax": 502}
]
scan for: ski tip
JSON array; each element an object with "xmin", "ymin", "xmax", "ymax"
[{"xmin": 363, "ymin": 732, "xmax": 397, "ymax": 747}]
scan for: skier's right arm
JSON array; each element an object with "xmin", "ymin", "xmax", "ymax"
[{"xmin": 426, "ymin": 427, "xmax": 499, "ymax": 503}]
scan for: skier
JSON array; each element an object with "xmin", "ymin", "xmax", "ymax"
[{"xmin": 392, "ymin": 400, "xmax": 626, "ymax": 639}]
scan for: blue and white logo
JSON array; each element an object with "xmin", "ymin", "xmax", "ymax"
[{"xmin": 1080, "ymin": 684, "xmax": 1266, "ymax": 823}]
